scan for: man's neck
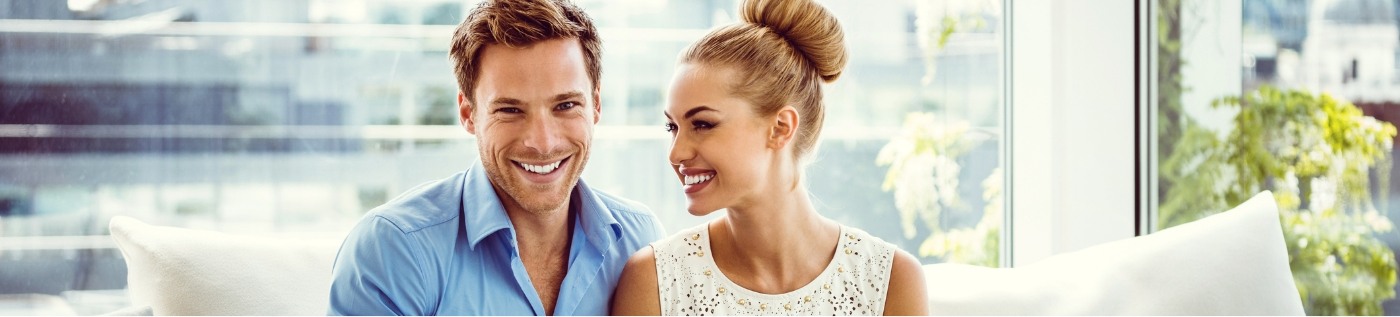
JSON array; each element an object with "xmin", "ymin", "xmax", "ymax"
[
  {"xmin": 505, "ymin": 204, "xmax": 572, "ymax": 252},
  {"xmin": 501, "ymin": 193, "xmax": 575, "ymax": 316}
]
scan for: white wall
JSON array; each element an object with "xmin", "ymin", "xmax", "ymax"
[{"xmin": 1010, "ymin": 0, "xmax": 1138, "ymax": 267}]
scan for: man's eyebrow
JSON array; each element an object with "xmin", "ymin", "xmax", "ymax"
[
  {"xmin": 552, "ymin": 91, "xmax": 585, "ymax": 102},
  {"xmin": 490, "ymin": 97, "xmax": 525, "ymax": 106},
  {"xmin": 489, "ymin": 92, "xmax": 583, "ymax": 106}
]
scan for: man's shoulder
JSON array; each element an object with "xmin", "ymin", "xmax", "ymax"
[
  {"xmin": 362, "ymin": 171, "xmax": 468, "ymax": 235},
  {"xmin": 584, "ymin": 186, "xmax": 666, "ymax": 241},
  {"xmin": 591, "ymin": 187, "xmax": 657, "ymax": 221}
]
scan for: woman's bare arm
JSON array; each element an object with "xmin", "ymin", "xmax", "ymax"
[
  {"xmin": 610, "ymin": 246, "xmax": 662, "ymax": 316},
  {"xmin": 883, "ymin": 249, "xmax": 930, "ymax": 316}
]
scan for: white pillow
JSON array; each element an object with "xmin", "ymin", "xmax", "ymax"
[
  {"xmin": 109, "ymin": 216, "xmax": 344, "ymax": 316},
  {"xmin": 924, "ymin": 191, "xmax": 1305, "ymax": 315}
]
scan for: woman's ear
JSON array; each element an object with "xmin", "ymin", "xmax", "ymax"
[{"xmin": 769, "ymin": 106, "xmax": 800, "ymax": 150}]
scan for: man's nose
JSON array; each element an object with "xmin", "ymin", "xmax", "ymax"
[{"xmin": 522, "ymin": 115, "xmax": 562, "ymax": 154}]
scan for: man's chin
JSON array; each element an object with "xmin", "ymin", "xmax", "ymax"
[
  {"xmin": 513, "ymin": 195, "xmax": 571, "ymax": 215},
  {"xmin": 507, "ymin": 180, "xmax": 576, "ymax": 214}
]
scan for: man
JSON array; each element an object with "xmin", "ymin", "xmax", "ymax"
[{"xmin": 327, "ymin": 0, "xmax": 665, "ymax": 315}]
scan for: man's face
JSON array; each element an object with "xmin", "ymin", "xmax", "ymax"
[{"xmin": 459, "ymin": 38, "xmax": 600, "ymax": 216}]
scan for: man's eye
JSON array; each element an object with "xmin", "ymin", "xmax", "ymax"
[
  {"xmin": 555, "ymin": 102, "xmax": 580, "ymax": 111},
  {"xmin": 494, "ymin": 107, "xmax": 523, "ymax": 114}
]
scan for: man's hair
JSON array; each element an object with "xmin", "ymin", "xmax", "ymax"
[{"xmin": 449, "ymin": 0, "xmax": 602, "ymax": 107}]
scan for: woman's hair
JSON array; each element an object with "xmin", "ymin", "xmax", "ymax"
[
  {"xmin": 449, "ymin": 0, "xmax": 602, "ymax": 108},
  {"xmin": 681, "ymin": 0, "xmax": 847, "ymax": 161}
]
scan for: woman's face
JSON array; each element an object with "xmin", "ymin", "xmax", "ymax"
[{"xmin": 665, "ymin": 64, "xmax": 777, "ymax": 216}]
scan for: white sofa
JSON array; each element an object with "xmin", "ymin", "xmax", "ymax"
[{"xmin": 109, "ymin": 191, "xmax": 1304, "ymax": 315}]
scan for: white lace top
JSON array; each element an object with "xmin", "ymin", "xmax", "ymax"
[{"xmin": 651, "ymin": 224, "xmax": 897, "ymax": 316}]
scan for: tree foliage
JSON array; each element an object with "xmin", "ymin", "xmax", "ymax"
[
  {"xmin": 877, "ymin": 113, "xmax": 1000, "ymax": 267},
  {"xmin": 1160, "ymin": 86, "xmax": 1398, "ymax": 315}
]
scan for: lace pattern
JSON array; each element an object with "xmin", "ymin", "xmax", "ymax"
[{"xmin": 652, "ymin": 224, "xmax": 896, "ymax": 315}]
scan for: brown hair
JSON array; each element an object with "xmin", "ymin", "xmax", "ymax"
[
  {"xmin": 681, "ymin": 0, "xmax": 847, "ymax": 160},
  {"xmin": 449, "ymin": 0, "xmax": 602, "ymax": 107}
]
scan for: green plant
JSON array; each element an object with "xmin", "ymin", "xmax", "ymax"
[
  {"xmin": 887, "ymin": 0, "xmax": 1002, "ymax": 267},
  {"xmin": 1160, "ymin": 86, "xmax": 1398, "ymax": 315},
  {"xmin": 876, "ymin": 113, "xmax": 1000, "ymax": 267}
]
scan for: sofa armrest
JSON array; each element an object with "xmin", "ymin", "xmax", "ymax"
[{"xmin": 110, "ymin": 217, "xmax": 344, "ymax": 316}]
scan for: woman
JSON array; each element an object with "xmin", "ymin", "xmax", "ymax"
[{"xmin": 610, "ymin": 0, "xmax": 928, "ymax": 315}]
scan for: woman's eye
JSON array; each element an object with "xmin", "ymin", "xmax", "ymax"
[
  {"xmin": 693, "ymin": 120, "xmax": 715, "ymax": 130},
  {"xmin": 664, "ymin": 122, "xmax": 678, "ymax": 133}
]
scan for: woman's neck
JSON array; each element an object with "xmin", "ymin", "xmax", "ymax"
[{"xmin": 711, "ymin": 184, "xmax": 840, "ymax": 294}]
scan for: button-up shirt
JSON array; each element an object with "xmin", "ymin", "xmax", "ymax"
[{"xmin": 328, "ymin": 161, "xmax": 666, "ymax": 315}]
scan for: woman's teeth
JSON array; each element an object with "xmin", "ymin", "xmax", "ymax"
[{"xmin": 684, "ymin": 173, "xmax": 714, "ymax": 185}]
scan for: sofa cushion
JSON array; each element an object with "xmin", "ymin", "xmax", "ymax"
[
  {"xmin": 924, "ymin": 191, "xmax": 1304, "ymax": 315},
  {"xmin": 109, "ymin": 217, "xmax": 343, "ymax": 316}
]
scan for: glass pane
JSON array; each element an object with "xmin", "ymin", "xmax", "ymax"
[
  {"xmin": 1153, "ymin": 0, "xmax": 1400, "ymax": 314},
  {"xmin": 0, "ymin": 0, "xmax": 1006, "ymax": 314}
]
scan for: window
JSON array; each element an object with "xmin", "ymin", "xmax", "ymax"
[
  {"xmin": 0, "ymin": 0, "xmax": 1007, "ymax": 314},
  {"xmin": 1151, "ymin": 0, "xmax": 1400, "ymax": 314}
]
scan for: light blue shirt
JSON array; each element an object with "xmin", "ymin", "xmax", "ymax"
[{"xmin": 327, "ymin": 161, "xmax": 666, "ymax": 315}]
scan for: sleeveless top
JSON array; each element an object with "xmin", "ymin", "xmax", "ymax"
[{"xmin": 651, "ymin": 224, "xmax": 897, "ymax": 315}]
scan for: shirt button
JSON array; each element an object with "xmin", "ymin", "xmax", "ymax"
[
  {"xmin": 703, "ymin": 269, "xmax": 712, "ymax": 276},
  {"xmin": 717, "ymin": 287, "xmax": 726, "ymax": 294}
]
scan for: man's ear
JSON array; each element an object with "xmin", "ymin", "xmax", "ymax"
[
  {"xmin": 591, "ymin": 86, "xmax": 602, "ymax": 124},
  {"xmin": 458, "ymin": 92, "xmax": 477, "ymax": 135},
  {"xmin": 769, "ymin": 106, "xmax": 799, "ymax": 150}
]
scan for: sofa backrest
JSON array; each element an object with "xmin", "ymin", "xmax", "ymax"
[{"xmin": 111, "ymin": 191, "xmax": 1304, "ymax": 315}]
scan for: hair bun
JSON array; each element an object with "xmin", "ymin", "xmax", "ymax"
[{"xmin": 740, "ymin": 0, "xmax": 847, "ymax": 83}]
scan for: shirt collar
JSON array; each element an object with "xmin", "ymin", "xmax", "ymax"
[
  {"xmin": 462, "ymin": 160, "xmax": 513, "ymax": 250},
  {"xmin": 571, "ymin": 177, "xmax": 623, "ymax": 251},
  {"xmin": 461, "ymin": 160, "xmax": 623, "ymax": 252}
]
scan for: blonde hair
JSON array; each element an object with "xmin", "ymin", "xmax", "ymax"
[
  {"xmin": 681, "ymin": 0, "xmax": 847, "ymax": 160},
  {"xmin": 449, "ymin": 0, "xmax": 602, "ymax": 107}
]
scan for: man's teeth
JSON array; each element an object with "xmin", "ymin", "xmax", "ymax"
[
  {"xmin": 519, "ymin": 160, "xmax": 562, "ymax": 174},
  {"xmin": 683, "ymin": 173, "xmax": 714, "ymax": 185}
]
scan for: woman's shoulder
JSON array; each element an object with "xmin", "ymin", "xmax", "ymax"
[
  {"xmin": 648, "ymin": 223, "xmax": 709, "ymax": 258},
  {"xmin": 838, "ymin": 225, "xmax": 899, "ymax": 260},
  {"xmin": 835, "ymin": 224, "xmax": 928, "ymax": 314}
]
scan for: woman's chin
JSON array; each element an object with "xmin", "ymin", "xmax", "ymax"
[{"xmin": 686, "ymin": 204, "xmax": 721, "ymax": 216}]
